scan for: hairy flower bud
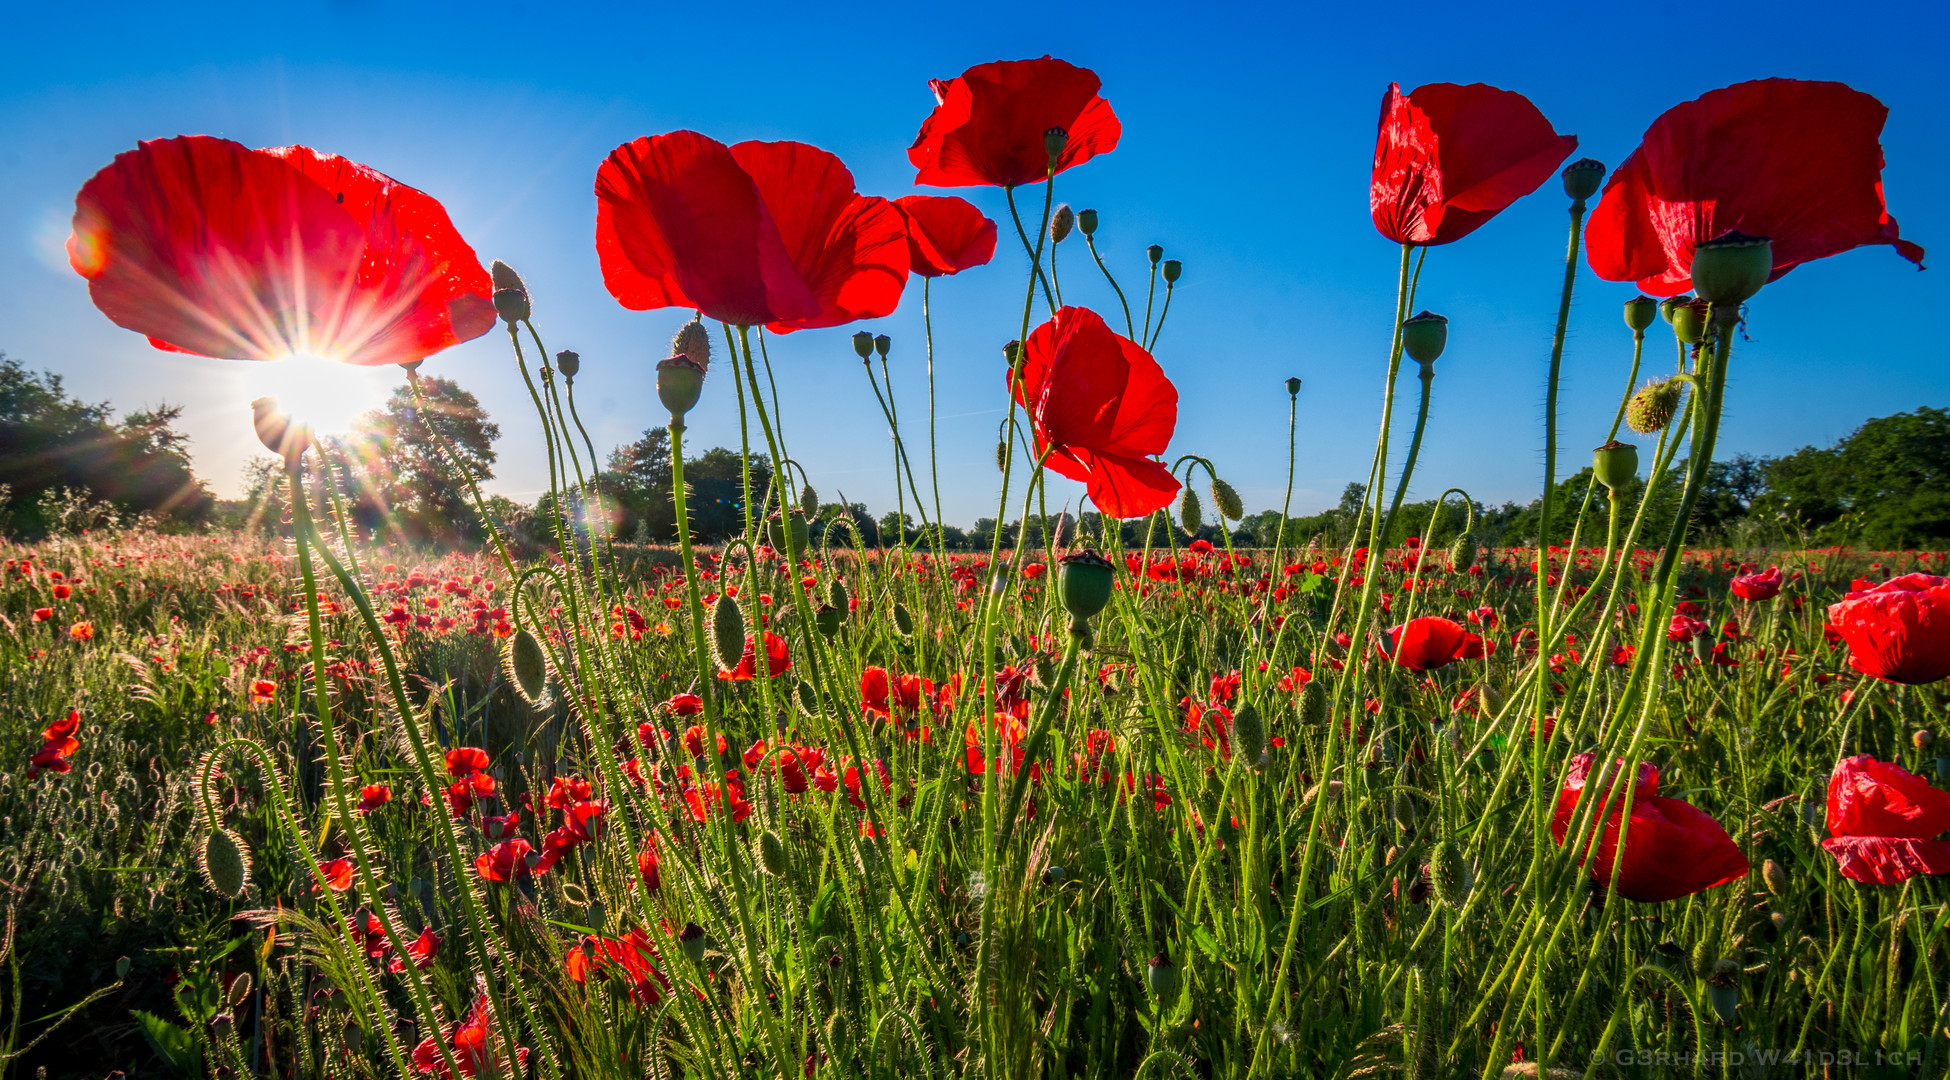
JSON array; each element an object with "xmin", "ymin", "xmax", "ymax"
[
  {"xmin": 1050, "ymin": 204, "xmax": 1075, "ymax": 243},
  {"xmin": 507, "ymin": 628, "xmax": 551, "ymax": 707},
  {"xmin": 1625, "ymin": 378, "xmax": 1684, "ymax": 435},
  {"xmin": 1178, "ymin": 487, "xmax": 1203, "ymax": 536},
  {"xmin": 1447, "ymin": 531, "xmax": 1478, "ymax": 572},
  {"xmin": 200, "ymin": 827, "xmax": 251, "ymax": 899},
  {"xmin": 711, "ymin": 592, "xmax": 745, "ymax": 673},
  {"xmin": 671, "ymin": 319, "xmax": 711, "ymax": 371},
  {"xmin": 757, "ymin": 830, "xmax": 788, "ymax": 876},
  {"xmin": 1210, "ymin": 478, "xmax": 1244, "ymax": 521},
  {"xmin": 1232, "ymin": 702, "xmax": 1266, "ymax": 766}
]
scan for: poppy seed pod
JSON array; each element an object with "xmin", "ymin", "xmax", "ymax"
[
  {"xmin": 1689, "ymin": 230, "xmax": 1774, "ymax": 305},
  {"xmin": 1059, "ymin": 549, "xmax": 1116, "ymax": 625},
  {"xmin": 1178, "ymin": 487, "xmax": 1203, "ymax": 536},
  {"xmin": 1658, "ymin": 293, "xmax": 1693, "ymax": 324},
  {"xmin": 1623, "ymin": 295, "xmax": 1659, "ymax": 334},
  {"xmin": 1043, "ymin": 127, "xmax": 1068, "ymax": 162},
  {"xmin": 555, "ymin": 349, "xmax": 580, "ymax": 379},
  {"xmin": 1210, "ymin": 478, "xmax": 1244, "ymax": 521},
  {"xmin": 1401, "ymin": 311, "xmax": 1448, "ymax": 365},
  {"xmin": 1626, "ymin": 377, "xmax": 1684, "ymax": 434},
  {"xmin": 852, "ymin": 331, "xmax": 874, "ymax": 359},
  {"xmin": 250, "ymin": 397, "xmax": 310, "ymax": 465},
  {"xmin": 1592, "ymin": 440, "xmax": 1639, "ymax": 491},
  {"xmin": 490, "ymin": 260, "xmax": 530, "ymax": 324},
  {"xmin": 656, "ymin": 355, "xmax": 706, "ymax": 424},
  {"xmin": 679, "ymin": 922, "xmax": 706, "ymax": 963},
  {"xmin": 1561, "ymin": 157, "xmax": 1606, "ymax": 202},
  {"xmin": 711, "ymin": 592, "xmax": 745, "ymax": 672},
  {"xmin": 1050, "ymin": 204, "xmax": 1075, "ymax": 243},
  {"xmin": 1002, "ymin": 339, "xmax": 1022, "ymax": 367},
  {"xmin": 1147, "ymin": 952, "xmax": 1179, "ymax": 1000},
  {"xmin": 1146, "ymin": 244, "xmax": 1164, "ymax": 265},
  {"xmin": 1667, "ymin": 298, "xmax": 1712, "ymax": 345},
  {"xmin": 671, "ymin": 319, "xmax": 711, "ymax": 371},
  {"xmin": 1285, "ymin": 376, "xmax": 1301, "ymax": 396},
  {"xmin": 1077, "ymin": 208, "xmax": 1099, "ymax": 236},
  {"xmin": 1162, "ymin": 259, "xmax": 1182, "ymax": 283},
  {"xmin": 874, "ymin": 333, "xmax": 891, "ymax": 358}
]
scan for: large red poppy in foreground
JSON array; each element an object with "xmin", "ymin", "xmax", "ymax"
[
  {"xmin": 894, "ymin": 195, "xmax": 997, "ymax": 277},
  {"xmin": 1822, "ymin": 755, "xmax": 1950, "ymax": 884},
  {"xmin": 1826, "ymin": 573, "xmax": 1950, "ymax": 685},
  {"xmin": 1013, "ymin": 306, "xmax": 1180, "ymax": 519},
  {"xmin": 596, "ymin": 132, "xmax": 908, "ymax": 332},
  {"xmin": 69, "ymin": 136, "xmax": 496, "ymax": 366},
  {"xmin": 1587, "ymin": 79, "xmax": 1925, "ymax": 297},
  {"xmin": 908, "ymin": 57, "xmax": 1121, "ymax": 188},
  {"xmin": 1379, "ymin": 616, "xmax": 1468, "ymax": 671},
  {"xmin": 1551, "ymin": 753, "xmax": 1749, "ymax": 903},
  {"xmin": 1370, "ymin": 82, "xmax": 1578, "ymax": 246}
]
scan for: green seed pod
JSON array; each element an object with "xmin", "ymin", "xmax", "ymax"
[
  {"xmin": 1428, "ymin": 840, "xmax": 1472, "ymax": 908},
  {"xmin": 1561, "ymin": 157, "xmax": 1606, "ymax": 202},
  {"xmin": 211, "ymin": 1012, "xmax": 234, "ymax": 1041},
  {"xmin": 1147, "ymin": 952, "xmax": 1179, "ymax": 1000},
  {"xmin": 671, "ymin": 319, "xmax": 712, "ymax": 371},
  {"xmin": 1689, "ymin": 231, "xmax": 1773, "ymax": 305},
  {"xmin": 1044, "ymin": 127, "xmax": 1068, "ymax": 161},
  {"xmin": 1050, "ymin": 204, "xmax": 1075, "ymax": 243},
  {"xmin": 587, "ymin": 900, "xmax": 606, "ymax": 931},
  {"xmin": 1161, "ymin": 259, "xmax": 1182, "ymax": 284},
  {"xmin": 873, "ymin": 334, "xmax": 891, "ymax": 359},
  {"xmin": 1297, "ymin": 680, "xmax": 1327, "ymax": 728},
  {"xmin": 893, "ymin": 603, "xmax": 915, "ymax": 637},
  {"xmin": 489, "ymin": 261, "xmax": 530, "ymax": 324},
  {"xmin": 1210, "ymin": 477, "xmax": 1244, "ymax": 521},
  {"xmin": 814, "ymin": 604, "xmax": 843, "ymax": 639},
  {"xmin": 554, "ymin": 349, "xmax": 580, "ymax": 379},
  {"xmin": 507, "ymin": 628, "xmax": 550, "ymax": 707},
  {"xmin": 115, "ymin": 956, "xmax": 131, "ymax": 980},
  {"xmin": 1592, "ymin": 440, "xmax": 1639, "ymax": 492},
  {"xmin": 852, "ymin": 331, "xmax": 875, "ymax": 359},
  {"xmin": 757, "ymin": 830, "xmax": 788, "ymax": 876},
  {"xmin": 1667, "ymin": 297, "xmax": 1712, "ymax": 345},
  {"xmin": 1401, "ymin": 311, "xmax": 1448, "ymax": 365},
  {"xmin": 1623, "ymin": 295, "xmax": 1660, "ymax": 334},
  {"xmin": 1285, "ymin": 376, "xmax": 1301, "ymax": 396},
  {"xmin": 1058, "ymin": 549, "xmax": 1116, "ymax": 624},
  {"xmin": 1447, "ymin": 531, "xmax": 1478, "ymax": 572},
  {"xmin": 1232, "ymin": 701, "xmax": 1266, "ymax": 766},
  {"xmin": 1146, "ymin": 243, "xmax": 1164, "ymax": 266},
  {"xmin": 1178, "ymin": 487, "xmax": 1203, "ymax": 536},
  {"xmin": 1077, "ymin": 208, "xmax": 1099, "ymax": 236},
  {"xmin": 1625, "ymin": 378, "xmax": 1684, "ymax": 435},
  {"xmin": 200, "ymin": 828, "xmax": 251, "ymax": 899},
  {"xmin": 656, "ymin": 355, "xmax": 706, "ymax": 423},
  {"xmin": 680, "ymin": 922, "xmax": 706, "ymax": 963},
  {"xmin": 342, "ymin": 1023, "xmax": 364, "ymax": 1053},
  {"xmin": 711, "ymin": 592, "xmax": 745, "ymax": 673},
  {"xmin": 828, "ymin": 578, "xmax": 849, "ymax": 611}
]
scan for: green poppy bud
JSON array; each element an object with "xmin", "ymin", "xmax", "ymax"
[
  {"xmin": 211, "ymin": 1012, "xmax": 234, "ymax": 1041},
  {"xmin": 1561, "ymin": 157, "xmax": 1606, "ymax": 203},
  {"xmin": 1162, "ymin": 259, "xmax": 1182, "ymax": 284},
  {"xmin": 893, "ymin": 603, "xmax": 915, "ymax": 637},
  {"xmin": 874, "ymin": 334, "xmax": 891, "ymax": 359},
  {"xmin": 800, "ymin": 483, "xmax": 818, "ymax": 517},
  {"xmin": 115, "ymin": 956, "xmax": 131, "ymax": 980},
  {"xmin": 229, "ymin": 974, "xmax": 252, "ymax": 1011},
  {"xmin": 814, "ymin": 604, "xmax": 843, "ymax": 639},
  {"xmin": 852, "ymin": 331, "xmax": 874, "ymax": 359},
  {"xmin": 828, "ymin": 577, "xmax": 849, "ymax": 611},
  {"xmin": 1050, "ymin": 204, "xmax": 1074, "ymax": 243},
  {"xmin": 1178, "ymin": 487, "xmax": 1203, "ymax": 536},
  {"xmin": 757, "ymin": 830, "xmax": 788, "ymax": 876},
  {"xmin": 1625, "ymin": 378, "xmax": 1684, "ymax": 435},
  {"xmin": 711, "ymin": 592, "xmax": 745, "ymax": 673},
  {"xmin": 656, "ymin": 356, "xmax": 705, "ymax": 425},
  {"xmin": 490, "ymin": 261, "xmax": 530, "ymax": 324},
  {"xmin": 1428, "ymin": 840, "xmax": 1472, "ymax": 908},
  {"xmin": 1285, "ymin": 376, "xmax": 1301, "ymax": 396},
  {"xmin": 554, "ymin": 349, "xmax": 580, "ymax": 379},
  {"xmin": 1297, "ymin": 679, "xmax": 1327, "ymax": 728},
  {"xmin": 1147, "ymin": 952, "xmax": 1179, "ymax": 1000},
  {"xmin": 1002, "ymin": 340, "xmax": 1022, "ymax": 367},
  {"xmin": 1146, "ymin": 244, "xmax": 1164, "ymax": 266},
  {"xmin": 1044, "ymin": 127, "xmax": 1067, "ymax": 162},
  {"xmin": 1077, "ymin": 208, "xmax": 1099, "ymax": 236},
  {"xmin": 507, "ymin": 628, "xmax": 551, "ymax": 707},
  {"xmin": 1592, "ymin": 440, "xmax": 1639, "ymax": 491},
  {"xmin": 766, "ymin": 510, "xmax": 809, "ymax": 554},
  {"xmin": 995, "ymin": 439, "xmax": 1008, "ymax": 473},
  {"xmin": 1232, "ymin": 701, "xmax": 1266, "ymax": 766},
  {"xmin": 680, "ymin": 922, "xmax": 706, "ymax": 963},
  {"xmin": 1689, "ymin": 230, "xmax": 1773, "ymax": 305},
  {"xmin": 671, "ymin": 319, "xmax": 712, "ymax": 371},
  {"xmin": 1761, "ymin": 858, "xmax": 1789, "ymax": 897},
  {"xmin": 1623, "ymin": 295, "xmax": 1659, "ymax": 334},
  {"xmin": 200, "ymin": 828, "xmax": 251, "ymax": 899},
  {"xmin": 1401, "ymin": 311, "xmax": 1448, "ymax": 365},
  {"xmin": 1210, "ymin": 477, "xmax": 1244, "ymax": 521},
  {"xmin": 1058, "ymin": 549, "xmax": 1116, "ymax": 624},
  {"xmin": 1667, "ymin": 298, "xmax": 1711, "ymax": 345},
  {"xmin": 1447, "ymin": 531, "xmax": 1478, "ymax": 572}
]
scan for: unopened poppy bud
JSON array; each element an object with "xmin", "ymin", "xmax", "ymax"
[
  {"xmin": 1285, "ymin": 376, "xmax": 1301, "ymax": 396},
  {"xmin": 1761, "ymin": 857, "xmax": 1789, "ymax": 896},
  {"xmin": 1561, "ymin": 157, "xmax": 1606, "ymax": 203},
  {"xmin": 656, "ymin": 355, "xmax": 706, "ymax": 425},
  {"xmin": 766, "ymin": 509, "xmax": 809, "ymax": 554},
  {"xmin": 828, "ymin": 577, "xmax": 849, "ymax": 612},
  {"xmin": 1162, "ymin": 259, "xmax": 1182, "ymax": 284},
  {"xmin": 995, "ymin": 439, "xmax": 1007, "ymax": 473},
  {"xmin": 1298, "ymin": 679, "xmax": 1328, "ymax": 727},
  {"xmin": 1147, "ymin": 952, "xmax": 1179, "ymax": 1000},
  {"xmin": 1050, "ymin": 204, "xmax": 1075, "ymax": 243},
  {"xmin": 1667, "ymin": 297, "xmax": 1712, "ymax": 345},
  {"xmin": 1210, "ymin": 478, "xmax": 1244, "ymax": 520},
  {"xmin": 251, "ymin": 397, "xmax": 310, "ymax": 465},
  {"xmin": 1428, "ymin": 840, "xmax": 1472, "ymax": 907},
  {"xmin": 115, "ymin": 956, "xmax": 131, "ymax": 979},
  {"xmin": 1401, "ymin": 311, "xmax": 1448, "ymax": 365},
  {"xmin": 815, "ymin": 604, "xmax": 843, "ymax": 638},
  {"xmin": 852, "ymin": 331, "xmax": 874, "ymax": 359},
  {"xmin": 873, "ymin": 334, "xmax": 891, "ymax": 359},
  {"xmin": 555, "ymin": 349, "xmax": 580, "ymax": 379},
  {"xmin": 1626, "ymin": 377, "xmax": 1684, "ymax": 434},
  {"xmin": 490, "ymin": 260, "xmax": 530, "ymax": 324},
  {"xmin": 757, "ymin": 830, "xmax": 788, "ymax": 876},
  {"xmin": 679, "ymin": 922, "xmax": 706, "ymax": 963},
  {"xmin": 1059, "ymin": 549, "xmax": 1116, "ymax": 625},
  {"xmin": 1146, "ymin": 244, "xmax": 1164, "ymax": 266},
  {"xmin": 1002, "ymin": 340, "xmax": 1021, "ymax": 367},
  {"xmin": 1592, "ymin": 440, "xmax": 1639, "ymax": 491},
  {"xmin": 1448, "ymin": 531, "xmax": 1478, "ymax": 572},
  {"xmin": 229, "ymin": 973, "xmax": 253, "ymax": 1008},
  {"xmin": 1689, "ymin": 230, "xmax": 1773, "ymax": 305},
  {"xmin": 1077, "ymin": 208, "xmax": 1099, "ymax": 236},
  {"xmin": 1623, "ymin": 295, "xmax": 1659, "ymax": 334},
  {"xmin": 1178, "ymin": 487, "xmax": 1203, "ymax": 536},
  {"xmin": 1915, "ymin": 729, "xmax": 1935, "ymax": 751},
  {"xmin": 342, "ymin": 1023, "xmax": 364, "ymax": 1052},
  {"xmin": 671, "ymin": 318, "xmax": 711, "ymax": 371},
  {"xmin": 710, "ymin": 592, "xmax": 744, "ymax": 672},
  {"xmin": 893, "ymin": 603, "xmax": 915, "ymax": 637},
  {"xmin": 1232, "ymin": 702, "xmax": 1266, "ymax": 765}
]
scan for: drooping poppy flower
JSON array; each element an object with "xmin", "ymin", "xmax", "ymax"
[
  {"xmin": 718, "ymin": 631, "xmax": 791, "ymax": 680},
  {"xmin": 664, "ymin": 692, "xmax": 703, "ymax": 716},
  {"xmin": 1821, "ymin": 755, "xmax": 1950, "ymax": 884},
  {"xmin": 69, "ymin": 136, "xmax": 496, "ymax": 365},
  {"xmin": 566, "ymin": 928, "xmax": 671, "ymax": 1006},
  {"xmin": 1370, "ymin": 82, "xmax": 1578, "ymax": 246},
  {"xmin": 907, "ymin": 57, "xmax": 1121, "ymax": 189},
  {"xmin": 1730, "ymin": 566, "xmax": 1783, "ymax": 602},
  {"xmin": 1550, "ymin": 753, "xmax": 1749, "ymax": 902},
  {"xmin": 389, "ymin": 928, "xmax": 440, "ymax": 973},
  {"xmin": 1380, "ymin": 617, "xmax": 1468, "ymax": 671},
  {"xmin": 894, "ymin": 195, "xmax": 997, "ymax": 277},
  {"xmin": 412, "ymin": 993, "xmax": 529, "ymax": 1078},
  {"xmin": 1012, "ymin": 306, "xmax": 1180, "ymax": 519},
  {"xmin": 1826, "ymin": 573, "xmax": 1950, "ymax": 685},
  {"xmin": 25, "ymin": 709, "xmax": 83, "ymax": 779},
  {"xmin": 1586, "ymin": 79, "xmax": 1925, "ymax": 296},
  {"xmin": 596, "ymin": 132, "xmax": 908, "ymax": 332},
  {"xmin": 317, "ymin": 858, "xmax": 356, "ymax": 892}
]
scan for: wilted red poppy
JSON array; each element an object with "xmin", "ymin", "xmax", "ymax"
[
  {"xmin": 1826, "ymin": 573, "xmax": 1950, "ymax": 685},
  {"xmin": 1586, "ymin": 79, "xmax": 1925, "ymax": 296},
  {"xmin": 1013, "ymin": 306, "xmax": 1180, "ymax": 519},
  {"xmin": 1551, "ymin": 753, "xmax": 1749, "ymax": 902},
  {"xmin": 596, "ymin": 132, "xmax": 908, "ymax": 331},
  {"xmin": 412, "ymin": 993, "xmax": 529, "ymax": 1079},
  {"xmin": 1370, "ymin": 82, "xmax": 1578, "ymax": 246},
  {"xmin": 907, "ymin": 57, "xmax": 1121, "ymax": 188},
  {"xmin": 389, "ymin": 927, "xmax": 440, "ymax": 973},
  {"xmin": 894, "ymin": 195, "xmax": 998, "ymax": 277},
  {"xmin": 317, "ymin": 858, "xmax": 355, "ymax": 892},
  {"xmin": 1380, "ymin": 617, "xmax": 1467, "ymax": 671},
  {"xmin": 1821, "ymin": 754, "xmax": 1950, "ymax": 884},
  {"xmin": 1730, "ymin": 566, "xmax": 1783, "ymax": 602},
  {"xmin": 69, "ymin": 136, "xmax": 496, "ymax": 366}
]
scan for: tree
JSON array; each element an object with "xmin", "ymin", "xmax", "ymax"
[
  {"xmin": 1754, "ymin": 407, "xmax": 1950, "ymax": 547},
  {"xmin": 327, "ymin": 377, "xmax": 500, "ymax": 546},
  {"xmin": 608, "ymin": 427, "xmax": 675, "ymax": 541}
]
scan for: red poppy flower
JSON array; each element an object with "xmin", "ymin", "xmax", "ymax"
[
  {"xmin": 1380, "ymin": 617, "xmax": 1468, "ymax": 671},
  {"xmin": 446, "ymin": 746, "xmax": 491, "ymax": 776},
  {"xmin": 638, "ymin": 834, "xmax": 663, "ymax": 892},
  {"xmin": 317, "ymin": 858, "xmax": 355, "ymax": 892},
  {"xmin": 412, "ymin": 993, "xmax": 529, "ymax": 1079},
  {"xmin": 1819, "ymin": 755, "xmax": 1950, "ymax": 884},
  {"xmin": 664, "ymin": 692, "xmax": 703, "ymax": 716},
  {"xmin": 389, "ymin": 928, "xmax": 440, "ymax": 973},
  {"xmin": 31, "ymin": 608, "xmax": 52, "ymax": 623},
  {"xmin": 69, "ymin": 622, "xmax": 94, "ymax": 641},
  {"xmin": 1012, "ymin": 306, "xmax": 1180, "ymax": 519},
  {"xmin": 249, "ymin": 679, "xmax": 277, "ymax": 704},
  {"xmin": 473, "ymin": 838, "xmax": 533, "ymax": 882},
  {"xmin": 567, "ymin": 929, "xmax": 670, "ymax": 1007},
  {"xmin": 26, "ymin": 710, "xmax": 83, "ymax": 779},
  {"xmin": 893, "ymin": 195, "xmax": 998, "ymax": 277},
  {"xmin": 1826, "ymin": 573, "xmax": 1950, "ymax": 685},
  {"xmin": 1586, "ymin": 79, "xmax": 1925, "ymax": 296},
  {"xmin": 357, "ymin": 784, "xmax": 392, "ymax": 814},
  {"xmin": 1730, "ymin": 566, "xmax": 1783, "ymax": 602},
  {"xmin": 596, "ymin": 132, "xmax": 908, "ymax": 331},
  {"xmin": 717, "ymin": 632, "xmax": 791, "ymax": 680},
  {"xmin": 1370, "ymin": 82, "xmax": 1578, "ymax": 246},
  {"xmin": 69, "ymin": 136, "xmax": 495, "ymax": 366},
  {"xmin": 907, "ymin": 57, "xmax": 1121, "ymax": 189},
  {"xmin": 1551, "ymin": 753, "xmax": 1749, "ymax": 902}
]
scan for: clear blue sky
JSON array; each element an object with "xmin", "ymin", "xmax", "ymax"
[{"xmin": 2, "ymin": 0, "xmax": 1944, "ymax": 526}]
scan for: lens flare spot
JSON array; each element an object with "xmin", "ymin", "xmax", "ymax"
[{"xmin": 241, "ymin": 352, "xmax": 395, "ymax": 436}]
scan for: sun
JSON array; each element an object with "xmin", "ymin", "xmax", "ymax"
[{"xmin": 240, "ymin": 352, "xmax": 400, "ymax": 437}]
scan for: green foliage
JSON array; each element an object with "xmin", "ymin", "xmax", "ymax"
[{"xmin": 1753, "ymin": 406, "xmax": 1950, "ymax": 547}]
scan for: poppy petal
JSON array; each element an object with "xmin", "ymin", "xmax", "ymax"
[
  {"xmin": 909, "ymin": 57, "xmax": 1121, "ymax": 189},
  {"xmin": 1821, "ymin": 835, "xmax": 1950, "ymax": 884},
  {"xmin": 730, "ymin": 141, "xmax": 909, "ymax": 331},
  {"xmin": 1371, "ymin": 83, "xmax": 1577, "ymax": 246},
  {"xmin": 894, "ymin": 195, "xmax": 997, "ymax": 277}
]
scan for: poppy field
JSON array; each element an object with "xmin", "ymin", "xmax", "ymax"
[{"xmin": 10, "ymin": 55, "xmax": 1950, "ymax": 1080}]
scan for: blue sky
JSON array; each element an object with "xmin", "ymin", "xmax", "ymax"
[{"xmin": 2, "ymin": 0, "xmax": 1944, "ymax": 526}]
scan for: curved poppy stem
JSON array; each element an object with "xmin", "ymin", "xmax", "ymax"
[
  {"xmin": 1145, "ymin": 279, "xmax": 1175, "ymax": 352},
  {"xmin": 1084, "ymin": 233, "xmax": 1136, "ymax": 338},
  {"xmin": 1004, "ymin": 185, "xmax": 1057, "ymax": 315}
]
